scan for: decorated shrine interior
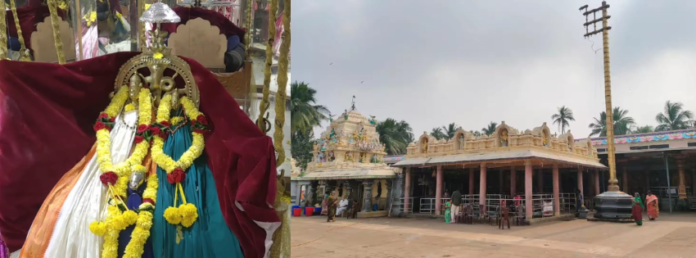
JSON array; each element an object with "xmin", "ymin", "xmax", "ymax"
[{"xmin": 0, "ymin": 0, "xmax": 290, "ymax": 257}]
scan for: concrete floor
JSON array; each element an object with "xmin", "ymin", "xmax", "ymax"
[{"xmin": 291, "ymin": 213, "xmax": 696, "ymax": 258}]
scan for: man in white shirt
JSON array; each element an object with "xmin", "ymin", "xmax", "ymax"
[{"xmin": 336, "ymin": 198, "xmax": 349, "ymax": 216}]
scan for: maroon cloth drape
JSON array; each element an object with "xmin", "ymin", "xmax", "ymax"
[
  {"xmin": 0, "ymin": 52, "xmax": 278, "ymax": 258},
  {"xmin": 162, "ymin": 7, "xmax": 246, "ymax": 44},
  {"xmin": 6, "ymin": 5, "xmax": 67, "ymax": 49}
]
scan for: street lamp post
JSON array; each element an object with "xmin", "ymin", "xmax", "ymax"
[{"xmin": 580, "ymin": 1, "xmax": 633, "ymax": 221}]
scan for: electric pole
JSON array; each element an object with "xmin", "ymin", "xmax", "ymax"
[{"xmin": 580, "ymin": 1, "xmax": 619, "ymax": 192}]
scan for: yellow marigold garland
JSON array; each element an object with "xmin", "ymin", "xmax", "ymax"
[
  {"xmin": 151, "ymin": 94, "xmax": 208, "ymax": 228},
  {"xmin": 89, "ymin": 86, "xmax": 159, "ymax": 258},
  {"xmin": 121, "ymin": 166, "xmax": 159, "ymax": 258}
]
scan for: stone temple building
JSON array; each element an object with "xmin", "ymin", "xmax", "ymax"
[{"xmin": 291, "ymin": 106, "xmax": 400, "ymax": 217}]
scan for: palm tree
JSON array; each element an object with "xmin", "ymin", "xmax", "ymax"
[
  {"xmin": 376, "ymin": 118, "xmax": 414, "ymax": 155},
  {"xmin": 442, "ymin": 123, "xmax": 459, "ymax": 140},
  {"xmin": 430, "ymin": 127, "xmax": 446, "ymax": 140},
  {"xmin": 482, "ymin": 122, "xmax": 498, "ymax": 136},
  {"xmin": 551, "ymin": 106, "xmax": 575, "ymax": 134},
  {"xmin": 655, "ymin": 101, "xmax": 694, "ymax": 131},
  {"xmin": 470, "ymin": 130, "xmax": 482, "ymax": 137},
  {"xmin": 588, "ymin": 107, "xmax": 635, "ymax": 137},
  {"xmin": 633, "ymin": 125, "xmax": 654, "ymax": 134},
  {"xmin": 290, "ymin": 81, "xmax": 330, "ymax": 135},
  {"xmin": 291, "ymin": 130, "xmax": 316, "ymax": 169}
]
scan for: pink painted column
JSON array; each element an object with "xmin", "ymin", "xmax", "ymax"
[
  {"xmin": 552, "ymin": 165, "xmax": 560, "ymax": 216},
  {"xmin": 435, "ymin": 165, "xmax": 443, "ymax": 215},
  {"xmin": 577, "ymin": 169, "xmax": 584, "ymax": 196},
  {"xmin": 404, "ymin": 167, "xmax": 411, "ymax": 214},
  {"xmin": 594, "ymin": 169, "xmax": 600, "ymax": 196},
  {"xmin": 510, "ymin": 166, "xmax": 516, "ymax": 196},
  {"xmin": 469, "ymin": 168, "xmax": 475, "ymax": 195},
  {"xmin": 525, "ymin": 160, "xmax": 533, "ymax": 221},
  {"xmin": 479, "ymin": 164, "xmax": 487, "ymax": 206}
]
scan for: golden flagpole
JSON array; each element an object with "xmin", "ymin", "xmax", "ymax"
[
  {"xmin": 256, "ymin": 0, "xmax": 277, "ymax": 133},
  {"xmin": 0, "ymin": 0, "xmax": 7, "ymax": 60}
]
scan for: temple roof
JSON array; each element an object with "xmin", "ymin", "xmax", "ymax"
[
  {"xmin": 295, "ymin": 102, "xmax": 395, "ymax": 181},
  {"xmin": 397, "ymin": 121, "xmax": 606, "ymax": 169}
]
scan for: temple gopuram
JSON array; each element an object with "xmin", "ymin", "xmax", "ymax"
[
  {"xmin": 394, "ymin": 121, "xmax": 606, "ymax": 223},
  {"xmin": 292, "ymin": 106, "xmax": 400, "ymax": 218}
]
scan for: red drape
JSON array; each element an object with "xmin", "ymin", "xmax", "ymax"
[
  {"xmin": 0, "ymin": 52, "xmax": 278, "ymax": 258},
  {"xmin": 6, "ymin": 5, "xmax": 67, "ymax": 49},
  {"xmin": 162, "ymin": 7, "xmax": 246, "ymax": 44}
]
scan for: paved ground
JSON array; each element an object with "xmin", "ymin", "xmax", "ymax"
[{"xmin": 291, "ymin": 213, "xmax": 696, "ymax": 258}]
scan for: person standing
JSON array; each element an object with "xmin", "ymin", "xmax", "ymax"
[
  {"xmin": 444, "ymin": 201, "xmax": 452, "ymax": 223},
  {"xmin": 321, "ymin": 193, "xmax": 329, "ymax": 215},
  {"xmin": 450, "ymin": 189, "xmax": 462, "ymax": 223},
  {"xmin": 327, "ymin": 191, "xmax": 339, "ymax": 222},
  {"xmin": 351, "ymin": 199, "xmax": 361, "ymax": 219},
  {"xmin": 646, "ymin": 190, "xmax": 659, "ymax": 221},
  {"xmin": 632, "ymin": 192, "xmax": 644, "ymax": 226}
]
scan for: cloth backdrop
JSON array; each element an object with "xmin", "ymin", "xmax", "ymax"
[
  {"xmin": 6, "ymin": 5, "xmax": 67, "ymax": 50},
  {"xmin": 162, "ymin": 7, "xmax": 246, "ymax": 44},
  {"xmin": 0, "ymin": 52, "xmax": 279, "ymax": 258}
]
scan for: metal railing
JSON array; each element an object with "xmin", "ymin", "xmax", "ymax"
[
  {"xmin": 398, "ymin": 197, "xmax": 414, "ymax": 214},
  {"xmin": 415, "ymin": 193, "xmax": 579, "ymax": 217}
]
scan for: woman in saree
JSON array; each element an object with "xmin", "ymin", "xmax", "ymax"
[
  {"xmin": 326, "ymin": 191, "xmax": 338, "ymax": 222},
  {"xmin": 632, "ymin": 192, "xmax": 644, "ymax": 226},
  {"xmin": 321, "ymin": 193, "xmax": 329, "ymax": 215},
  {"xmin": 646, "ymin": 190, "xmax": 659, "ymax": 221},
  {"xmin": 444, "ymin": 201, "xmax": 451, "ymax": 224}
]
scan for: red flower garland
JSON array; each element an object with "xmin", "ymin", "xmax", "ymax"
[
  {"xmin": 166, "ymin": 168, "xmax": 186, "ymax": 184},
  {"xmin": 99, "ymin": 171, "xmax": 118, "ymax": 186}
]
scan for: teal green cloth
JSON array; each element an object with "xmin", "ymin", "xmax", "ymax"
[
  {"xmin": 444, "ymin": 202, "xmax": 451, "ymax": 223},
  {"xmin": 151, "ymin": 121, "xmax": 244, "ymax": 258}
]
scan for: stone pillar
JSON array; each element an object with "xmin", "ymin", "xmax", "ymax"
[
  {"xmin": 622, "ymin": 166, "xmax": 628, "ymax": 193},
  {"xmin": 594, "ymin": 170, "xmax": 600, "ymax": 196},
  {"xmin": 510, "ymin": 166, "xmax": 517, "ymax": 196},
  {"xmin": 692, "ymin": 168, "xmax": 696, "ymax": 195},
  {"xmin": 435, "ymin": 165, "xmax": 443, "ymax": 215},
  {"xmin": 479, "ymin": 164, "xmax": 487, "ymax": 206},
  {"xmin": 537, "ymin": 169, "xmax": 544, "ymax": 193},
  {"xmin": 390, "ymin": 172, "xmax": 404, "ymax": 217},
  {"xmin": 385, "ymin": 179, "xmax": 393, "ymax": 211},
  {"xmin": 678, "ymin": 157, "xmax": 687, "ymax": 200},
  {"xmin": 469, "ymin": 168, "xmax": 475, "ymax": 195},
  {"xmin": 552, "ymin": 165, "xmax": 560, "ymax": 216},
  {"xmin": 577, "ymin": 170, "xmax": 584, "ymax": 196},
  {"xmin": 404, "ymin": 167, "xmax": 411, "ymax": 214},
  {"xmin": 344, "ymin": 181, "xmax": 352, "ymax": 199},
  {"xmin": 362, "ymin": 181, "xmax": 374, "ymax": 212},
  {"xmin": 305, "ymin": 183, "xmax": 314, "ymax": 206},
  {"xmin": 525, "ymin": 160, "xmax": 533, "ymax": 221}
]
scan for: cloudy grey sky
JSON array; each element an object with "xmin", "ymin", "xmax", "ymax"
[{"xmin": 295, "ymin": 0, "xmax": 696, "ymax": 140}]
